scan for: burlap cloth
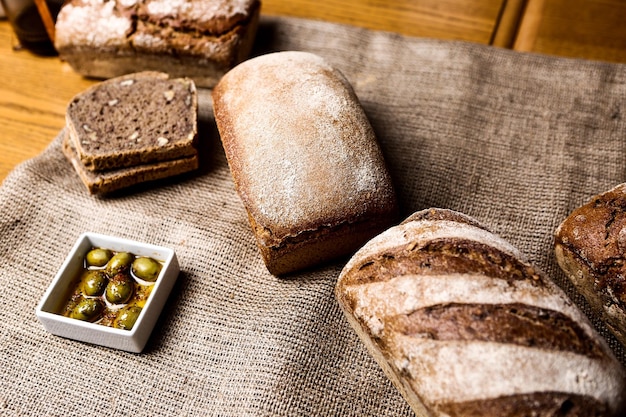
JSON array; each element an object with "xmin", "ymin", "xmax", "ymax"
[{"xmin": 1, "ymin": 15, "xmax": 626, "ymax": 416}]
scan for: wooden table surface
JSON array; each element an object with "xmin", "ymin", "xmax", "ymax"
[{"xmin": 1, "ymin": 0, "xmax": 625, "ymax": 183}]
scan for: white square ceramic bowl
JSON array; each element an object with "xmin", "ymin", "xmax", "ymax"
[{"xmin": 36, "ymin": 232, "xmax": 179, "ymax": 353}]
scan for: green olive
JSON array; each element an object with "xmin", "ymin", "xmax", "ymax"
[
  {"xmin": 105, "ymin": 274, "xmax": 134, "ymax": 304},
  {"xmin": 106, "ymin": 252, "xmax": 134, "ymax": 275},
  {"xmin": 85, "ymin": 248, "xmax": 113, "ymax": 267},
  {"xmin": 131, "ymin": 257, "xmax": 162, "ymax": 282},
  {"xmin": 81, "ymin": 270, "xmax": 108, "ymax": 296},
  {"xmin": 114, "ymin": 305, "xmax": 142, "ymax": 330},
  {"xmin": 69, "ymin": 297, "xmax": 104, "ymax": 322}
]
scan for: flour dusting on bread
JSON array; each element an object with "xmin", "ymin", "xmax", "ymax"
[
  {"xmin": 212, "ymin": 51, "xmax": 397, "ymax": 275},
  {"xmin": 337, "ymin": 208, "xmax": 626, "ymax": 416}
]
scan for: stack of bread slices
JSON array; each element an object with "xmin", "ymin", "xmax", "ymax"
[{"xmin": 62, "ymin": 71, "xmax": 199, "ymax": 194}]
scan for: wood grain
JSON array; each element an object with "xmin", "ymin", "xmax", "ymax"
[
  {"xmin": 514, "ymin": 0, "xmax": 626, "ymax": 63},
  {"xmin": 0, "ymin": 23, "xmax": 95, "ymax": 182},
  {"xmin": 261, "ymin": 0, "xmax": 503, "ymax": 43},
  {"xmin": 490, "ymin": 0, "xmax": 526, "ymax": 48}
]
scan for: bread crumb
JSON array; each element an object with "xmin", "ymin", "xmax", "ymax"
[
  {"xmin": 157, "ymin": 137, "xmax": 169, "ymax": 146},
  {"xmin": 108, "ymin": 99, "xmax": 119, "ymax": 106},
  {"xmin": 129, "ymin": 131, "xmax": 139, "ymax": 141},
  {"xmin": 120, "ymin": 79, "xmax": 134, "ymax": 86}
]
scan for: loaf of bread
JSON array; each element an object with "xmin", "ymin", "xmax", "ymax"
[
  {"xmin": 63, "ymin": 71, "xmax": 199, "ymax": 194},
  {"xmin": 555, "ymin": 183, "xmax": 626, "ymax": 348},
  {"xmin": 212, "ymin": 51, "xmax": 398, "ymax": 275},
  {"xmin": 54, "ymin": 0, "xmax": 260, "ymax": 88},
  {"xmin": 336, "ymin": 208, "xmax": 626, "ymax": 417}
]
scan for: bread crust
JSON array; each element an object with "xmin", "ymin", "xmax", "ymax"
[
  {"xmin": 212, "ymin": 51, "xmax": 398, "ymax": 275},
  {"xmin": 554, "ymin": 183, "xmax": 626, "ymax": 347},
  {"xmin": 54, "ymin": 0, "xmax": 260, "ymax": 88},
  {"xmin": 336, "ymin": 208, "xmax": 626, "ymax": 416}
]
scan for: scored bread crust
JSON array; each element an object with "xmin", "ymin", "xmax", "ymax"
[
  {"xmin": 54, "ymin": 0, "xmax": 260, "ymax": 88},
  {"xmin": 336, "ymin": 208, "xmax": 626, "ymax": 417},
  {"xmin": 555, "ymin": 183, "xmax": 626, "ymax": 348},
  {"xmin": 212, "ymin": 51, "xmax": 398, "ymax": 275},
  {"xmin": 65, "ymin": 71, "xmax": 198, "ymax": 172}
]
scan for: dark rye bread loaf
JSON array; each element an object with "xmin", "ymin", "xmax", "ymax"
[
  {"xmin": 555, "ymin": 183, "xmax": 626, "ymax": 348},
  {"xmin": 336, "ymin": 208, "xmax": 626, "ymax": 417},
  {"xmin": 66, "ymin": 71, "xmax": 198, "ymax": 172},
  {"xmin": 54, "ymin": 0, "xmax": 260, "ymax": 88},
  {"xmin": 62, "ymin": 132, "xmax": 198, "ymax": 194},
  {"xmin": 212, "ymin": 51, "xmax": 398, "ymax": 275}
]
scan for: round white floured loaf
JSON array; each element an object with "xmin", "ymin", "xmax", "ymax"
[{"xmin": 336, "ymin": 208, "xmax": 626, "ymax": 417}]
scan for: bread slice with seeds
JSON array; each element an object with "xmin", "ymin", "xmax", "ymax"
[
  {"xmin": 62, "ymin": 131, "xmax": 198, "ymax": 194},
  {"xmin": 63, "ymin": 71, "xmax": 199, "ymax": 194},
  {"xmin": 65, "ymin": 71, "xmax": 198, "ymax": 172}
]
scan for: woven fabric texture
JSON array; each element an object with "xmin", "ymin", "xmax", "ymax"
[{"xmin": 1, "ymin": 15, "xmax": 626, "ymax": 416}]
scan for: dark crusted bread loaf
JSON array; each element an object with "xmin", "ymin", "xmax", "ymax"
[
  {"xmin": 66, "ymin": 71, "xmax": 198, "ymax": 172},
  {"xmin": 54, "ymin": 0, "xmax": 260, "ymax": 88},
  {"xmin": 212, "ymin": 51, "xmax": 398, "ymax": 275},
  {"xmin": 62, "ymin": 131, "xmax": 198, "ymax": 194},
  {"xmin": 336, "ymin": 208, "xmax": 626, "ymax": 417},
  {"xmin": 555, "ymin": 183, "xmax": 626, "ymax": 348}
]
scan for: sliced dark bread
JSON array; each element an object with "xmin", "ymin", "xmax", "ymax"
[
  {"xmin": 66, "ymin": 71, "xmax": 198, "ymax": 171},
  {"xmin": 63, "ymin": 131, "xmax": 198, "ymax": 194}
]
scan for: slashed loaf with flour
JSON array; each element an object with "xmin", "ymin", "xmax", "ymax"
[
  {"xmin": 555, "ymin": 183, "xmax": 626, "ymax": 348},
  {"xmin": 336, "ymin": 208, "xmax": 626, "ymax": 417},
  {"xmin": 63, "ymin": 71, "xmax": 199, "ymax": 194},
  {"xmin": 54, "ymin": 0, "xmax": 260, "ymax": 88},
  {"xmin": 212, "ymin": 51, "xmax": 398, "ymax": 275}
]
